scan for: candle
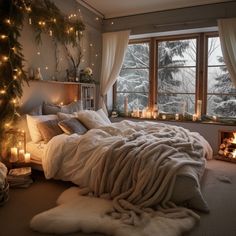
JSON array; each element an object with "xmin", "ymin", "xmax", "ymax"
[
  {"xmin": 152, "ymin": 111, "xmax": 158, "ymax": 119},
  {"xmin": 18, "ymin": 149, "xmax": 25, "ymax": 162},
  {"xmin": 196, "ymin": 100, "xmax": 202, "ymax": 120},
  {"xmin": 124, "ymin": 96, "xmax": 128, "ymax": 116},
  {"xmin": 142, "ymin": 109, "xmax": 146, "ymax": 118},
  {"xmin": 213, "ymin": 115, "xmax": 217, "ymax": 121},
  {"xmin": 162, "ymin": 114, "xmax": 166, "ymax": 120},
  {"xmin": 28, "ymin": 18, "xmax": 32, "ymax": 25},
  {"xmin": 175, "ymin": 114, "xmax": 179, "ymax": 121},
  {"xmin": 24, "ymin": 153, "xmax": 31, "ymax": 163},
  {"xmin": 192, "ymin": 114, "xmax": 197, "ymax": 121},
  {"xmin": 10, "ymin": 147, "xmax": 18, "ymax": 162},
  {"xmin": 146, "ymin": 111, "xmax": 152, "ymax": 119}
]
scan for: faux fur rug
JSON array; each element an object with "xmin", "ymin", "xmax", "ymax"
[{"xmin": 30, "ymin": 187, "xmax": 198, "ymax": 236}]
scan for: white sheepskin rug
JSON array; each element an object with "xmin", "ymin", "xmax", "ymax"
[{"xmin": 30, "ymin": 187, "xmax": 198, "ymax": 236}]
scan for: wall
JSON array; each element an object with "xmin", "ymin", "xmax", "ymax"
[
  {"xmin": 102, "ymin": 1, "xmax": 236, "ymax": 35},
  {"xmin": 19, "ymin": 0, "xmax": 102, "ymax": 83}
]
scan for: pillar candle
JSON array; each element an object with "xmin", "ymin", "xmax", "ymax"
[
  {"xmin": 192, "ymin": 114, "xmax": 197, "ymax": 121},
  {"xmin": 18, "ymin": 149, "xmax": 25, "ymax": 162},
  {"xmin": 124, "ymin": 96, "xmax": 128, "ymax": 116},
  {"xmin": 24, "ymin": 153, "xmax": 31, "ymax": 163},
  {"xmin": 10, "ymin": 147, "xmax": 18, "ymax": 162},
  {"xmin": 162, "ymin": 114, "xmax": 166, "ymax": 120},
  {"xmin": 196, "ymin": 100, "xmax": 202, "ymax": 120},
  {"xmin": 175, "ymin": 114, "xmax": 179, "ymax": 120}
]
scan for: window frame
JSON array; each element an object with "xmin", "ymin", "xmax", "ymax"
[{"xmin": 113, "ymin": 31, "xmax": 235, "ymax": 118}]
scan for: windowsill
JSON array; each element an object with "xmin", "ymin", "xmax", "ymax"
[{"xmin": 110, "ymin": 116, "xmax": 236, "ymax": 127}]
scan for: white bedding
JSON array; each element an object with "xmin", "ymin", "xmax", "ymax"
[
  {"xmin": 26, "ymin": 141, "xmax": 46, "ymax": 164},
  {"xmin": 42, "ymin": 120, "xmax": 213, "ymax": 214}
]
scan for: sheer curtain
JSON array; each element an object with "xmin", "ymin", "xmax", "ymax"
[
  {"xmin": 99, "ymin": 30, "xmax": 130, "ymax": 114},
  {"xmin": 218, "ymin": 18, "xmax": 236, "ymax": 87}
]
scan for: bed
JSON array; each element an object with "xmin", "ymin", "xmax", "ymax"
[{"xmin": 23, "ymin": 107, "xmax": 213, "ymax": 217}]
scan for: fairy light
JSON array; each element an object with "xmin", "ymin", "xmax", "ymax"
[
  {"xmin": 95, "ymin": 54, "xmax": 98, "ymax": 57},
  {"xmin": 37, "ymin": 51, "xmax": 41, "ymax": 55},
  {"xmin": 12, "ymin": 98, "xmax": 17, "ymax": 104},
  {"xmin": 11, "ymin": 47, "xmax": 17, "ymax": 53},
  {"xmin": 28, "ymin": 18, "xmax": 32, "ymax": 25},
  {"xmin": 95, "ymin": 17, "xmax": 99, "ymax": 21},
  {"xmin": 0, "ymin": 35, "xmax": 8, "ymax": 40},
  {"xmin": 89, "ymin": 43, "xmax": 93, "ymax": 47},
  {"xmin": 26, "ymin": 7, "xmax": 31, "ymax": 12},
  {"xmin": 5, "ymin": 19, "xmax": 11, "ymax": 25},
  {"xmin": 0, "ymin": 90, "xmax": 6, "ymax": 95},
  {"xmin": 45, "ymin": 66, "xmax": 48, "ymax": 70},
  {"xmin": 2, "ymin": 56, "xmax": 8, "ymax": 62},
  {"xmin": 53, "ymin": 18, "xmax": 56, "ymax": 23},
  {"xmin": 13, "ymin": 75, "xmax": 17, "ymax": 80},
  {"xmin": 49, "ymin": 30, "xmax": 52, "ymax": 36},
  {"xmin": 111, "ymin": 21, "xmax": 114, "ymax": 25}
]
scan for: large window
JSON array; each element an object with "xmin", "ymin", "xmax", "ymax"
[
  {"xmin": 115, "ymin": 33, "xmax": 236, "ymax": 119},
  {"xmin": 157, "ymin": 38, "xmax": 197, "ymax": 114},
  {"xmin": 116, "ymin": 42, "xmax": 149, "ymax": 112},
  {"xmin": 207, "ymin": 36, "xmax": 236, "ymax": 117}
]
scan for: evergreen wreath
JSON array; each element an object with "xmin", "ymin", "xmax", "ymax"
[{"xmin": 0, "ymin": 0, "xmax": 85, "ymax": 156}]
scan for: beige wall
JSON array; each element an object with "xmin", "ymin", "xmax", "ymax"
[{"xmin": 20, "ymin": 0, "xmax": 102, "ymax": 83}]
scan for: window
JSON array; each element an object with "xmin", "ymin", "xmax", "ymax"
[
  {"xmin": 116, "ymin": 42, "xmax": 149, "ymax": 113},
  {"xmin": 207, "ymin": 36, "xmax": 236, "ymax": 118},
  {"xmin": 157, "ymin": 38, "xmax": 197, "ymax": 114},
  {"xmin": 114, "ymin": 33, "xmax": 236, "ymax": 119}
]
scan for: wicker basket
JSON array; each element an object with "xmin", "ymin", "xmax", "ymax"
[{"xmin": 0, "ymin": 180, "xmax": 9, "ymax": 206}]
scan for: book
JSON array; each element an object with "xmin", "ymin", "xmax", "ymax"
[{"xmin": 8, "ymin": 167, "xmax": 31, "ymax": 177}]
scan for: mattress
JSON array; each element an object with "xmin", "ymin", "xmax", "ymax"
[{"xmin": 26, "ymin": 141, "xmax": 46, "ymax": 164}]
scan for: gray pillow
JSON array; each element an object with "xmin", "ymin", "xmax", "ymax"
[
  {"xmin": 43, "ymin": 102, "xmax": 61, "ymax": 115},
  {"xmin": 37, "ymin": 119, "xmax": 63, "ymax": 143},
  {"xmin": 61, "ymin": 101, "xmax": 83, "ymax": 114},
  {"xmin": 58, "ymin": 118, "xmax": 87, "ymax": 135}
]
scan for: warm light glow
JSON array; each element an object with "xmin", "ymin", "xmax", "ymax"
[
  {"xmin": 232, "ymin": 132, "xmax": 236, "ymax": 144},
  {"xmin": 37, "ymin": 51, "xmax": 41, "ymax": 55},
  {"xmin": 0, "ymin": 90, "xmax": 6, "ymax": 94},
  {"xmin": 0, "ymin": 35, "xmax": 8, "ymax": 39},
  {"xmin": 232, "ymin": 149, "xmax": 236, "ymax": 158},
  {"xmin": 5, "ymin": 19, "xmax": 11, "ymax": 24},
  {"xmin": 45, "ymin": 66, "xmax": 48, "ymax": 70},
  {"xmin": 2, "ymin": 56, "xmax": 8, "ymax": 61},
  {"xmin": 26, "ymin": 7, "xmax": 31, "ymax": 12}
]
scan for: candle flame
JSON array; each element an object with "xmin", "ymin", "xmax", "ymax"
[{"xmin": 232, "ymin": 132, "xmax": 236, "ymax": 144}]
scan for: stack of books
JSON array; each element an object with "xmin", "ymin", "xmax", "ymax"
[{"xmin": 7, "ymin": 167, "xmax": 33, "ymax": 188}]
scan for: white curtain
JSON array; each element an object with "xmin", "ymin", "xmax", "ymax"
[
  {"xmin": 99, "ymin": 30, "xmax": 130, "ymax": 114},
  {"xmin": 218, "ymin": 18, "xmax": 236, "ymax": 87}
]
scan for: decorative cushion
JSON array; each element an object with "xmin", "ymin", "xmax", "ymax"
[
  {"xmin": 96, "ymin": 109, "xmax": 111, "ymax": 124},
  {"xmin": 42, "ymin": 102, "xmax": 61, "ymax": 115},
  {"xmin": 61, "ymin": 101, "xmax": 83, "ymax": 114},
  {"xmin": 37, "ymin": 119, "xmax": 63, "ymax": 143},
  {"xmin": 58, "ymin": 118, "xmax": 87, "ymax": 135},
  {"xmin": 57, "ymin": 112, "xmax": 76, "ymax": 120},
  {"xmin": 76, "ymin": 110, "xmax": 109, "ymax": 129},
  {"xmin": 26, "ymin": 114, "xmax": 58, "ymax": 143}
]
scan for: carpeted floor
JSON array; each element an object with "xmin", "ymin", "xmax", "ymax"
[{"xmin": 0, "ymin": 159, "xmax": 236, "ymax": 236}]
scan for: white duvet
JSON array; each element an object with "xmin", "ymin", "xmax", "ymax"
[{"xmin": 43, "ymin": 120, "xmax": 213, "ymax": 214}]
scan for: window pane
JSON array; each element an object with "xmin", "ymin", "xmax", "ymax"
[
  {"xmin": 158, "ymin": 68, "xmax": 196, "ymax": 93},
  {"xmin": 207, "ymin": 95, "xmax": 236, "ymax": 117},
  {"xmin": 158, "ymin": 39, "xmax": 196, "ymax": 67},
  {"xmin": 117, "ymin": 93, "xmax": 148, "ymax": 112},
  {"xmin": 118, "ymin": 69, "xmax": 149, "ymax": 92},
  {"xmin": 208, "ymin": 66, "xmax": 234, "ymax": 94},
  {"xmin": 208, "ymin": 37, "xmax": 225, "ymax": 66},
  {"xmin": 123, "ymin": 43, "xmax": 149, "ymax": 68},
  {"xmin": 158, "ymin": 94, "xmax": 195, "ymax": 114}
]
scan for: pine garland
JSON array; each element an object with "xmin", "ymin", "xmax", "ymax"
[{"xmin": 0, "ymin": 0, "xmax": 85, "ymax": 156}]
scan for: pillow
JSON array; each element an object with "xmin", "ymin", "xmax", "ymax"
[
  {"xmin": 171, "ymin": 175, "xmax": 209, "ymax": 212},
  {"xmin": 96, "ymin": 109, "xmax": 111, "ymax": 125},
  {"xmin": 26, "ymin": 114, "xmax": 58, "ymax": 142},
  {"xmin": 61, "ymin": 100, "xmax": 83, "ymax": 114},
  {"xmin": 58, "ymin": 118, "xmax": 87, "ymax": 135},
  {"xmin": 29, "ymin": 105, "xmax": 43, "ymax": 116},
  {"xmin": 43, "ymin": 102, "xmax": 61, "ymax": 115},
  {"xmin": 76, "ymin": 110, "xmax": 108, "ymax": 129},
  {"xmin": 57, "ymin": 112, "xmax": 76, "ymax": 120},
  {"xmin": 37, "ymin": 119, "xmax": 63, "ymax": 143}
]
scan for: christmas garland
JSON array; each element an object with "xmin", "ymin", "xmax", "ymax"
[{"xmin": 0, "ymin": 0, "xmax": 85, "ymax": 154}]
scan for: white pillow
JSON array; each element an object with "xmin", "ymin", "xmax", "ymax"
[
  {"xmin": 76, "ymin": 110, "xmax": 108, "ymax": 129},
  {"xmin": 96, "ymin": 109, "xmax": 111, "ymax": 125},
  {"xmin": 57, "ymin": 112, "xmax": 76, "ymax": 120},
  {"xmin": 26, "ymin": 114, "xmax": 58, "ymax": 142}
]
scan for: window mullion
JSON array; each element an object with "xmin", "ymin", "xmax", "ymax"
[{"xmin": 149, "ymin": 38, "xmax": 156, "ymax": 109}]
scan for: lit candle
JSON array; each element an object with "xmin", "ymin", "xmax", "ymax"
[
  {"xmin": 142, "ymin": 109, "xmax": 146, "ymax": 118},
  {"xmin": 196, "ymin": 100, "xmax": 202, "ymax": 120},
  {"xmin": 146, "ymin": 111, "xmax": 152, "ymax": 119},
  {"xmin": 10, "ymin": 147, "xmax": 18, "ymax": 162},
  {"xmin": 175, "ymin": 114, "xmax": 179, "ymax": 121},
  {"xmin": 213, "ymin": 115, "xmax": 217, "ymax": 121},
  {"xmin": 152, "ymin": 111, "xmax": 158, "ymax": 119},
  {"xmin": 28, "ymin": 18, "xmax": 32, "ymax": 25},
  {"xmin": 18, "ymin": 149, "xmax": 25, "ymax": 162},
  {"xmin": 192, "ymin": 114, "xmax": 197, "ymax": 121},
  {"xmin": 124, "ymin": 96, "xmax": 128, "ymax": 116},
  {"xmin": 162, "ymin": 114, "xmax": 166, "ymax": 120},
  {"xmin": 24, "ymin": 153, "xmax": 31, "ymax": 163}
]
